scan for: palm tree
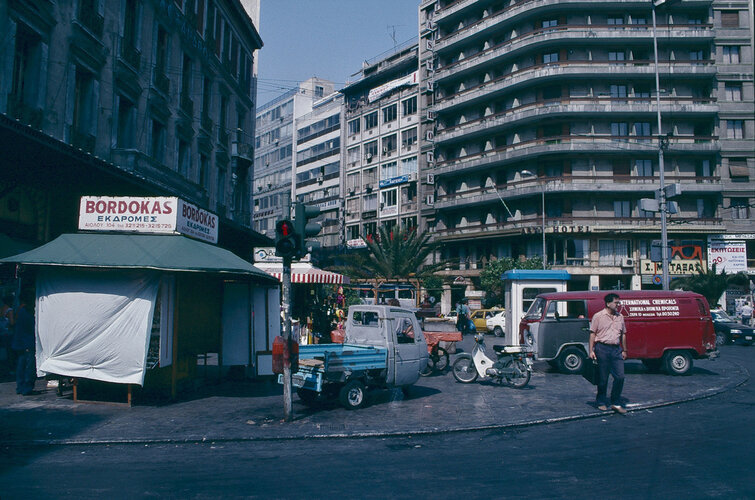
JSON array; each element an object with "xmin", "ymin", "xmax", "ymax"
[
  {"xmin": 671, "ymin": 265, "xmax": 749, "ymax": 307},
  {"xmin": 336, "ymin": 226, "xmax": 446, "ymax": 305}
]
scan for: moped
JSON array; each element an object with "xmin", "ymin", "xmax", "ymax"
[{"xmin": 452, "ymin": 334, "xmax": 533, "ymax": 388}]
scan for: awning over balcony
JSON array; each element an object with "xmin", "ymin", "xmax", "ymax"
[{"xmin": 254, "ymin": 262, "xmax": 348, "ymax": 284}]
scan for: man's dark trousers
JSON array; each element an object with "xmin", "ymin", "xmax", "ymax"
[
  {"xmin": 595, "ymin": 342, "xmax": 624, "ymax": 406},
  {"xmin": 15, "ymin": 349, "xmax": 36, "ymax": 395}
]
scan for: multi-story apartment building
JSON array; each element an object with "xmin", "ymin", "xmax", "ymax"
[
  {"xmin": 253, "ymin": 77, "xmax": 334, "ymax": 238},
  {"xmin": 0, "ymin": 0, "xmax": 266, "ymax": 262},
  {"xmin": 418, "ymin": 0, "xmax": 754, "ymax": 292},
  {"xmin": 341, "ymin": 42, "xmax": 424, "ymax": 249},
  {"xmin": 294, "ymin": 92, "xmax": 343, "ymax": 249}
]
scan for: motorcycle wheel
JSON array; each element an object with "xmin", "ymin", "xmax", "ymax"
[
  {"xmin": 452, "ymin": 355, "xmax": 478, "ymax": 383},
  {"xmin": 503, "ymin": 359, "xmax": 531, "ymax": 388}
]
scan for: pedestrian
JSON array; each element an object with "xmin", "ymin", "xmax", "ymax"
[
  {"xmin": 0, "ymin": 295, "xmax": 14, "ymax": 376},
  {"xmin": 741, "ymin": 302, "xmax": 753, "ymax": 327},
  {"xmin": 588, "ymin": 293, "xmax": 627, "ymax": 414},
  {"xmin": 12, "ymin": 290, "xmax": 36, "ymax": 396},
  {"xmin": 455, "ymin": 298, "xmax": 471, "ymax": 335}
]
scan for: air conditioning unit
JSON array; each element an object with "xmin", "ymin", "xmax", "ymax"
[
  {"xmin": 426, "ymin": 173, "xmax": 435, "ymax": 184},
  {"xmin": 365, "ymin": 184, "xmax": 373, "ymax": 192},
  {"xmin": 366, "ymin": 153, "xmax": 373, "ymax": 162},
  {"xmin": 426, "ymin": 194, "xmax": 435, "ymax": 205},
  {"xmin": 407, "ymin": 172, "xmax": 417, "ymax": 182},
  {"xmin": 348, "ymin": 188, "xmax": 355, "ymax": 195},
  {"xmin": 317, "ymin": 176, "xmax": 324, "ymax": 183},
  {"xmin": 621, "ymin": 258, "xmax": 635, "ymax": 268},
  {"xmin": 383, "ymin": 147, "xmax": 388, "ymax": 154}
]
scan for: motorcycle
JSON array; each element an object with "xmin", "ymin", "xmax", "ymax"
[{"xmin": 452, "ymin": 334, "xmax": 533, "ymax": 388}]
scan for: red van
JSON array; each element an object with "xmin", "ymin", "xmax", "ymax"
[{"xmin": 519, "ymin": 290, "xmax": 718, "ymax": 376}]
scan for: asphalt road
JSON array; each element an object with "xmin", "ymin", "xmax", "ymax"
[{"xmin": 1, "ymin": 346, "xmax": 752, "ymax": 499}]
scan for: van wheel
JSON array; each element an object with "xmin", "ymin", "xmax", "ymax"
[
  {"xmin": 664, "ymin": 350, "xmax": 693, "ymax": 376},
  {"xmin": 493, "ymin": 326, "xmax": 504, "ymax": 337},
  {"xmin": 641, "ymin": 359, "xmax": 662, "ymax": 373},
  {"xmin": 557, "ymin": 347, "xmax": 587, "ymax": 374},
  {"xmin": 339, "ymin": 380, "xmax": 367, "ymax": 410}
]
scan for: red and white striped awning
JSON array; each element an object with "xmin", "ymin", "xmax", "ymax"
[{"xmin": 254, "ymin": 262, "xmax": 347, "ymax": 284}]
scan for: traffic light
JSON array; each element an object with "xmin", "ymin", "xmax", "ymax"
[
  {"xmin": 275, "ymin": 219, "xmax": 298, "ymax": 258},
  {"xmin": 293, "ymin": 202, "xmax": 322, "ymax": 258}
]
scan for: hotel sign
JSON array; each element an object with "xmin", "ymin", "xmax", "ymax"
[{"xmin": 78, "ymin": 196, "xmax": 219, "ymax": 244}]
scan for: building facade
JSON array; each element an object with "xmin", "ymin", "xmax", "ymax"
[
  {"xmin": 417, "ymin": 0, "xmax": 754, "ymax": 291},
  {"xmin": 341, "ymin": 42, "xmax": 424, "ymax": 249},
  {"xmin": 253, "ymin": 77, "xmax": 334, "ymax": 238},
  {"xmin": 294, "ymin": 92, "xmax": 343, "ymax": 249},
  {"xmin": 0, "ymin": 0, "xmax": 267, "ymax": 261}
]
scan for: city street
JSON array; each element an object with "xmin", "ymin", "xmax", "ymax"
[{"xmin": 1, "ymin": 345, "xmax": 752, "ymax": 499}]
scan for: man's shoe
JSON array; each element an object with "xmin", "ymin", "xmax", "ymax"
[
  {"xmin": 611, "ymin": 404, "xmax": 627, "ymax": 415},
  {"xmin": 597, "ymin": 404, "xmax": 609, "ymax": 411}
]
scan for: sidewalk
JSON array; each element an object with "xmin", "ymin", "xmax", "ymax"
[{"xmin": 0, "ymin": 347, "xmax": 748, "ymax": 446}]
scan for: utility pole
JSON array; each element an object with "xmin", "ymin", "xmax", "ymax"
[{"xmin": 279, "ymin": 202, "xmax": 294, "ymax": 422}]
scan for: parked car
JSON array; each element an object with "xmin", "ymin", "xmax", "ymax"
[
  {"xmin": 486, "ymin": 310, "xmax": 506, "ymax": 337},
  {"xmin": 470, "ymin": 308, "xmax": 504, "ymax": 333},
  {"xmin": 711, "ymin": 309, "xmax": 755, "ymax": 346}
]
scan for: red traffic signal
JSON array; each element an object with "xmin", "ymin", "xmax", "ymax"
[{"xmin": 275, "ymin": 219, "xmax": 298, "ymax": 258}]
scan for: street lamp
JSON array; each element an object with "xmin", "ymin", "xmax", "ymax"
[
  {"xmin": 521, "ymin": 170, "xmax": 546, "ymax": 269},
  {"xmin": 651, "ymin": 0, "xmax": 675, "ymax": 290}
]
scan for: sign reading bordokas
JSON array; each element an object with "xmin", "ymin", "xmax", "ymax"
[{"xmin": 78, "ymin": 196, "xmax": 219, "ymax": 244}]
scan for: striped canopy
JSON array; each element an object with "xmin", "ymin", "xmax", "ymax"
[{"xmin": 254, "ymin": 262, "xmax": 347, "ymax": 284}]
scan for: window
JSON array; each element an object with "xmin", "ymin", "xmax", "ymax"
[
  {"xmin": 364, "ymin": 140, "xmax": 378, "ymax": 161},
  {"xmin": 364, "ymin": 111, "xmax": 378, "ymax": 129},
  {"xmin": 217, "ymin": 167, "xmax": 226, "ymax": 205},
  {"xmin": 729, "ymin": 158, "xmax": 749, "ymax": 182},
  {"xmin": 608, "ymin": 51, "xmax": 626, "ymax": 64},
  {"xmin": 402, "ymin": 96, "xmax": 417, "ymax": 116},
  {"xmin": 567, "ymin": 239, "xmax": 589, "ymax": 265},
  {"xmin": 315, "ymin": 85, "xmax": 324, "ymax": 98},
  {"xmin": 599, "ymin": 240, "xmax": 630, "ymax": 266},
  {"xmin": 381, "ymin": 161, "xmax": 398, "ymax": 180},
  {"xmin": 150, "ymin": 119, "xmax": 166, "ymax": 163},
  {"xmin": 381, "ymin": 189, "xmax": 397, "ymax": 209},
  {"xmin": 363, "ymin": 222, "xmax": 377, "ymax": 239},
  {"xmin": 348, "ymin": 118, "xmax": 361, "ymax": 135},
  {"xmin": 611, "ymin": 122, "xmax": 628, "ymax": 136},
  {"xmin": 401, "ymin": 156, "xmax": 417, "ymax": 176},
  {"xmin": 363, "ymin": 167, "xmax": 377, "ymax": 186},
  {"xmin": 363, "ymin": 193, "xmax": 378, "ymax": 211},
  {"xmin": 347, "ymin": 225, "xmax": 360, "ymax": 239},
  {"xmin": 696, "ymin": 159, "xmax": 712, "ymax": 178},
  {"xmin": 73, "ymin": 68, "xmax": 96, "ymax": 137},
  {"xmin": 722, "ymin": 46, "xmax": 740, "ymax": 64},
  {"xmin": 116, "ymin": 96, "xmax": 136, "ymax": 148},
  {"xmin": 633, "ymin": 122, "xmax": 651, "ymax": 140},
  {"xmin": 177, "ymin": 137, "xmax": 191, "ymax": 177},
  {"xmin": 610, "ymin": 84, "xmax": 627, "ymax": 103},
  {"xmin": 347, "ymin": 146, "xmax": 360, "ymax": 164},
  {"xmin": 202, "ymin": 77, "xmax": 212, "ymax": 116},
  {"xmin": 727, "ymin": 120, "xmax": 744, "ymax": 139},
  {"xmin": 542, "ymin": 52, "xmax": 559, "ymax": 63},
  {"xmin": 199, "ymin": 154, "xmax": 209, "ymax": 188},
  {"xmin": 634, "ymin": 85, "xmax": 651, "ymax": 98},
  {"xmin": 690, "ymin": 50, "xmax": 704, "ymax": 63},
  {"xmin": 614, "ymin": 200, "xmax": 631, "ymax": 217},
  {"xmin": 635, "ymin": 159, "xmax": 653, "ymax": 177},
  {"xmin": 721, "ymin": 11, "xmax": 740, "ymax": 28},
  {"xmin": 382, "ymin": 134, "xmax": 397, "ymax": 154},
  {"xmin": 697, "ymin": 199, "xmax": 715, "ymax": 218},
  {"xmin": 382, "ymin": 104, "xmax": 397, "ymax": 123},
  {"xmin": 607, "ymin": 17, "xmax": 624, "ymax": 26},
  {"xmin": 725, "ymin": 83, "xmax": 742, "ymax": 101},
  {"xmin": 401, "ymin": 183, "xmax": 417, "ymax": 204},
  {"xmin": 731, "ymin": 198, "xmax": 749, "ymax": 219},
  {"xmin": 631, "ymin": 17, "xmax": 646, "ymax": 25},
  {"xmin": 401, "ymin": 127, "xmax": 417, "ymax": 149},
  {"xmin": 155, "ymin": 25, "xmax": 169, "ymax": 83},
  {"xmin": 181, "ymin": 54, "xmax": 192, "ymax": 109},
  {"xmin": 541, "ymin": 19, "xmax": 558, "ymax": 28}
]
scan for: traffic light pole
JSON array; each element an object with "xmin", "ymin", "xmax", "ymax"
[{"xmin": 281, "ymin": 254, "xmax": 293, "ymax": 422}]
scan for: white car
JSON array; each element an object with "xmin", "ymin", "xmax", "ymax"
[{"xmin": 486, "ymin": 310, "xmax": 506, "ymax": 337}]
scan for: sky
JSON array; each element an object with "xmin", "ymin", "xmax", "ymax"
[{"xmin": 256, "ymin": 0, "xmax": 420, "ymax": 105}]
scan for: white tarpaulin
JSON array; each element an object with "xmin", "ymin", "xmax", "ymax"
[{"xmin": 36, "ymin": 268, "xmax": 160, "ymax": 385}]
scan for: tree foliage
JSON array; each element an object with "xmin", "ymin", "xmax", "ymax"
[
  {"xmin": 479, "ymin": 256, "xmax": 544, "ymax": 305},
  {"xmin": 670, "ymin": 266, "xmax": 750, "ymax": 307}
]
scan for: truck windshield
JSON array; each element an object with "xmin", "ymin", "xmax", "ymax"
[{"xmin": 525, "ymin": 298, "xmax": 546, "ymax": 319}]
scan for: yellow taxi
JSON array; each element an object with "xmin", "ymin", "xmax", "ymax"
[{"xmin": 469, "ymin": 308, "xmax": 504, "ymax": 333}]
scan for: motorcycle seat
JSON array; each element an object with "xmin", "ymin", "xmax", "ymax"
[{"xmin": 492, "ymin": 345, "xmax": 528, "ymax": 354}]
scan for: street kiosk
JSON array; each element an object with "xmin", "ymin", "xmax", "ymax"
[{"xmin": 502, "ymin": 270, "xmax": 570, "ymax": 344}]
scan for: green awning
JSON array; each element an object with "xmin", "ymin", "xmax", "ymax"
[{"xmin": 0, "ymin": 233, "xmax": 278, "ymax": 282}]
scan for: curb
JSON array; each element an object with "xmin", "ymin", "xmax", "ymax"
[{"xmin": 4, "ymin": 363, "xmax": 748, "ymax": 447}]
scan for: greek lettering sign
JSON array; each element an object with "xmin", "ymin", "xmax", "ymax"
[
  {"xmin": 640, "ymin": 259, "xmax": 706, "ymax": 275},
  {"xmin": 78, "ymin": 196, "xmax": 218, "ymax": 244},
  {"xmin": 707, "ymin": 238, "xmax": 747, "ymax": 274},
  {"xmin": 620, "ymin": 298, "xmax": 680, "ymax": 318}
]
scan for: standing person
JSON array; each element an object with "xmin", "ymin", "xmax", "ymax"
[
  {"xmin": 12, "ymin": 290, "xmax": 36, "ymax": 396},
  {"xmin": 741, "ymin": 301, "xmax": 753, "ymax": 327},
  {"xmin": 455, "ymin": 298, "xmax": 471, "ymax": 334},
  {"xmin": 588, "ymin": 293, "xmax": 627, "ymax": 414},
  {"xmin": 0, "ymin": 295, "xmax": 14, "ymax": 376}
]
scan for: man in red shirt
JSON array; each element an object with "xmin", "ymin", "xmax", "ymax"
[{"xmin": 589, "ymin": 293, "xmax": 627, "ymax": 414}]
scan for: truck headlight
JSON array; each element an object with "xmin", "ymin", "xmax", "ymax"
[
  {"xmin": 730, "ymin": 329, "xmax": 741, "ymax": 334},
  {"xmin": 524, "ymin": 330, "xmax": 534, "ymax": 346}
]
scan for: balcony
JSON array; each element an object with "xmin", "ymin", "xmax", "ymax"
[
  {"xmin": 153, "ymin": 72, "xmax": 169, "ymax": 95},
  {"xmin": 77, "ymin": 1, "xmax": 104, "ymax": 38},
  {"xmin": 71, "ymin": 128, "xmax": 96, "ymax": 153},
  {"xmin": 119, "ymin": 39, "xmax": 141, "ymax": 71},
  {"xmin": 7, "ymin": 94, "xmax": 43, "ymax": 129}
]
